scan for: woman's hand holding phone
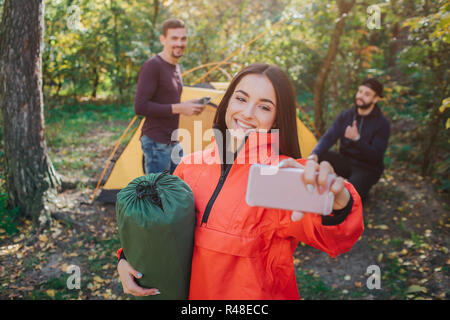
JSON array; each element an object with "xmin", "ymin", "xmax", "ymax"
[{"xmin": 278, "ymin": 158, "xmax": 351, "ymax": 222}]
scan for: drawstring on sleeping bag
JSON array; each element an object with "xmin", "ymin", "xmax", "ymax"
[{"xmin": 135, "ymin": 170, "xmax": 170, "ymax": 209}]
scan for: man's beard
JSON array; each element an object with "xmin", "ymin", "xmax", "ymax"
[
  {"xmin": 355, "ymin": 98, "xmax": 373, "ymax": 110},
  {"xmin": 171, "ymin": 46, "xmax": 185, "ymax": 58}
]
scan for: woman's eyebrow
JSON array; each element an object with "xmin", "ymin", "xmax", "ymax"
[
  {"xmin": 235, "ymin": 89, "xmax": 249, "ymax": 97},
  {"xmin": 235, "ymin": 90, "xmax": 275, "ymax": 106},
  {"xmin": 260, "ymin": 98, "xmax": 275, "ymax": 106}
]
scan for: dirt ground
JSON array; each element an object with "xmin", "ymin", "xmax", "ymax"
[
  {"xmin": 0, "ymin": 137, "xmax": 448, "ymax": 300},
  {"xmin": 295, "ymin": 170, "xmax": 449, "ymax": 299}
]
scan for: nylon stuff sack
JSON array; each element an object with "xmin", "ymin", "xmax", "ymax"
[{"xmin": 116, "ymin": 171, "xmax": 195, "ymax": 300}]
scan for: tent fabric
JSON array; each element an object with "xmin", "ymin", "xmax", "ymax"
[
  {"xmin": 209, "ymin": 82, "xmax": 229, "ymax": 90},
  {"xmin": 191, "ymin": 83, "xmax": 216, "ymax": 89},
  {"xmin": 96, "ymin": 82, "xmax": 317, "ymax": 203}
]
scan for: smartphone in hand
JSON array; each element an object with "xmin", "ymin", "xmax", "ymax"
[
  {"xmin": 245, "ymin": 164, "xmax": 336, "ymax": 215},
  {"xmin": 197, "ymin": 96, "xmax": 211, "ymax": 105}
]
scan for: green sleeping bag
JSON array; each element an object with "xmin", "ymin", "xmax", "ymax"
[{"xmin": 116, "ymin": 171, "xmax": 196, "ymax": 300}]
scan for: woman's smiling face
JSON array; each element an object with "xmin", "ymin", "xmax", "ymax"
[{"xmin": 225, "ymin": 74, "xmax": 277, "ymax": 138}]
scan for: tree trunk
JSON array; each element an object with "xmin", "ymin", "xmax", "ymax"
[
  {"xmin": 420, "ymin": 106, "xmax": 444, "ymax": 176},
  {"xmin": 387, "ymin": 22, "xmax": 409, "ymax": 81},
  {"xmin": 110, "ymin": 0, "xmax": 123, "ymax": 101},
  {"xmin": 152, "ymin": 0, "xmax": 160, "ymax": 27},
  {"xmin": 330, "ymin": 62, "xmax": 339, "ymax": 116},
  {"xmin": 148, "ymin": 0, "xmax": 160, "ymax": 51},
  {"xmin": 0, "ymin": 0, "xmax": 60, "ymax": 225},
  {"xmin": 91, "ymin": 66, "xmax": 99, "ymax": 99},
  {"xmin": 313, "ymin": 0, "xmax": 355, "ymax": 133},
  {"xmin": 55, "ymin": 78, "xmax": 62, "ymax": 97},
  {"xmin": 420, "ymin": 45, "xmax": 449, "ymax": 176}
]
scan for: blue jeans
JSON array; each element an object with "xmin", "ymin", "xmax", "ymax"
[{"xmin": 140, "ymin": 135, "xmax": 183, "ymax": 175}]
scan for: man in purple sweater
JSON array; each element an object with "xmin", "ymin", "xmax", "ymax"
[{"xmin": 134, "ymin": 18, "xmax": 204, "ymax": 174}]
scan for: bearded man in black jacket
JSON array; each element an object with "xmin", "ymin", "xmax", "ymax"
[{"xmin": 308, "ymin": 78, "xmax": 390, "ymax": 203}]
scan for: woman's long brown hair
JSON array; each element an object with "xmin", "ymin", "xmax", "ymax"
[{"xmin": 213, "ymin": 63, "xmax": 301, "ymax": 159}]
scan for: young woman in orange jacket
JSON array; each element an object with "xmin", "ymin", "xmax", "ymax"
[{"xmin": 117, "ymin": 63, "xmax": 364, "ymax": 299}]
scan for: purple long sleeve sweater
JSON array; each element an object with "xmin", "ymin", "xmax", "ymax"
[{"xmin": 134, "ymin": 54, "xmax": 183, "ymax": 144}]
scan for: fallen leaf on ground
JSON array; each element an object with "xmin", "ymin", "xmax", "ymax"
[
  {"xmin": 46, "ymin": 289, "xmax": 56, "ymax": 298},
  {"xmin": 405, "ymin": 285, "xmax": 427, "ymax": 294}
]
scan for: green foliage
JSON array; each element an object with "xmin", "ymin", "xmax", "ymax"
[
  {"xmin": 0, "ymin": 129, "xmax": 19, "ymax": 235},
  {"xmin": 43, "ymin": 0, "xmax": 160, "ymax": 101},
  {"xmin": 45, "ymin": 103, "xmax": 134, "ymax": 148},
  {"xmin": 0, "ymin": 192, "xmax": 19, "ymax": 236}
]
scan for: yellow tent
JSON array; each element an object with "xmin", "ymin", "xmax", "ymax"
[{"xmin": 95, "ymin": 83, "xmax": 317, "ymax": 203}]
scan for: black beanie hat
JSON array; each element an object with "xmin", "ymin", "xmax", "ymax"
[{"xmin": 361, "ymin": 78, "xmax": 383, "ymax": 97}]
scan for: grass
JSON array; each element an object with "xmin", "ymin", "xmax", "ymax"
[
  {"xmin": 381, "ymin": 258, "xmax": 409, "ymax": 299},
  {"xmin": 295, "ymin": 269, "xmax": 340, "ymax": 300},
  {"xmin": 410, "ymin": 231, "xmax": 424, "ymax": 249},
  {"xmin": 296, "ymin": 269, "xmax": 370, "ymax": 300},
  {"xmin": 390, "ymin": 237, "xmax": 404, "ymax": 249},
  {"xmin": 44, "ymin": 102, "xmax": 137, "ymax": 177},
  {"xmin": 27, "ymin": 276, "xmax": 80, "ymax": 300},
  {"xmin": 97, "ymin": 238, "xmax": 121, "ymax": 252},
  {"xmin": 45, "ymin": 103, "xmax": 136, "ymax": 149}
]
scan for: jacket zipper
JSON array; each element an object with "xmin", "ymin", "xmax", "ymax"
[{"xmin": 200, "ymin": 163, "xmax": 233, "ymax": 225}]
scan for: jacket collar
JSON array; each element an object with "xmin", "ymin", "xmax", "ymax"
[{"xmin": 210, "ymin": 124, "xmax": 280, "ymax": 165}]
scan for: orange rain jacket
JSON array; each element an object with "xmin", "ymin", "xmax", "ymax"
[{"xmin": 173, "ymin": 130, "xmax": 364, "ymax": 300}]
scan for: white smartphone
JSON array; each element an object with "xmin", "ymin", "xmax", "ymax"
[{"xmin": 245, "ymin": 163, "xmax": 336, "ymax": 215}]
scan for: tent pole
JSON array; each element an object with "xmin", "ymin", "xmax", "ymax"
[{"xmin": 91, "ymin": 115, "xmax": 139, "ymax": 203}]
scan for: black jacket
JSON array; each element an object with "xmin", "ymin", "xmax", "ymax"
[{"xmin": 312, "ymin": 105, "xmax": 390, "ymax": 175}]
